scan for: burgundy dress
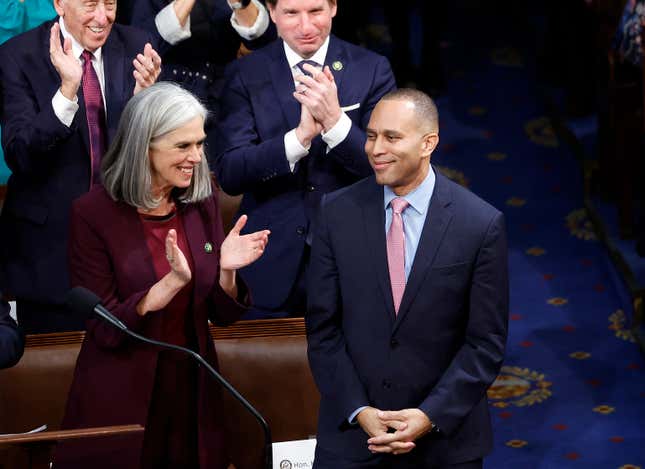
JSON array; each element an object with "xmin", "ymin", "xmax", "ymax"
[
  {"xmin": 138, "ymin": 210, "xmax": 198, "ymax": 468},
  {"xmin": 55, "ymin": 186, "xmax": 248, "ymax": 469}
]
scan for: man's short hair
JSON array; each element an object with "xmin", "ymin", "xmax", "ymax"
[
  {"xmin": 265, "ymin": 0, "xmax": 336, "ymax": 7},
  {"xmin": 381, "ymin": 88, "xmax": 439, "ymax": 133}
]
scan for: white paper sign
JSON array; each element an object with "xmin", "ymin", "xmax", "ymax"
[{"xmin": 272, "ymin": 438, "xmax": 317, "ymax": 469}]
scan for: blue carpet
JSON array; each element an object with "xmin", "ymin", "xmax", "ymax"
[
  {"xmin": 429, "ymin": 3, "xmax": 645, "ymax": 468},
  {"xmin": 592, "ymin": 198, "xmax": 645, "ymax": 288}
]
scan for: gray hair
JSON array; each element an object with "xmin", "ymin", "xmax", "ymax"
[
  {"xmin": 381, "ymin": 88, "xmax": 439, "ymax": 133},
  {"xmin": 102, "ymin": 82, "xmax": 212, "ymax": 209}
]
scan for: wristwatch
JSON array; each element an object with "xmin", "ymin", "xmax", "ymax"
[{"xmin": 229, "ymin": 0, "xmax": 252, "ymax": 10}]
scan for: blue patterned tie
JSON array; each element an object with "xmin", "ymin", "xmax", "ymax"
[{"xmin": 296, "ymin": 59, "xmax": 320, "ymax": 77}]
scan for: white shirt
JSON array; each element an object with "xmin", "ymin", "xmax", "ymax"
[
  {"xmin": 51, "ymin": 17, "xmax": 107, "ymax": 127},
  {"xmin": 282, "ymin": 37, "xmax": 352, "ymax": 171},
  {"xmin": 155, "ymin": 0, "xmax": 270, "ymax": 44}
]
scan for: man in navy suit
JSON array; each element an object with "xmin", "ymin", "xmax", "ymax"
[
  {"xmin": 306, "ymin": 89, "xmax": 509, "ymax": 468},
  {"xmin": 215, "ymin": 0, "xmax": 396, "ymax": 317},
  {"xmin": 0, "ymin": 0, "xmax": 161, "ymax": 333},
  {"xmin": 0, "ymin": 298, "xmax": 23, "ymax": 369}
]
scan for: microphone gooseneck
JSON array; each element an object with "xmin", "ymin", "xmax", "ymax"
[{"xmin": 66, "ymin": 286, "xmax": 273, "ymax": 469}]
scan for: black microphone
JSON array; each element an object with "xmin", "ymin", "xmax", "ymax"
[
  {"xmin": 68, "ymin": 287, "xmax": 129, "ymax": 331},
  {"xmin": 66, "ymin": 286, "xmax": 273, "ymax": 469}
]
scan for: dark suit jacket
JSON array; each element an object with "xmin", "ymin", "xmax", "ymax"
[
  {"xmin": 0, "ymin": 20, "xmax": 154, "ymax": 312},
  {"xmin": 215, "ymin": 35, "xmax": 396, "ymax": 311},
  {"xmin": 55, "ymin": 186, "xmax": 246, "ymax": 469},
  {"xmin": 0, "ymin": 298, "xmax": 23, "ymax": 369},
  {"xmin": 306, "ymin": 170, "xmax": 509, "ymax": 466}
]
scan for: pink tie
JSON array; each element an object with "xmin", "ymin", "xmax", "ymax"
[
  {"xmin": 81, "ymin": 50, "xmax": 107, "ymax": 186},
  {"xmin": 386, "ymin": 197, "xmax": 409, "ymax": 315}
]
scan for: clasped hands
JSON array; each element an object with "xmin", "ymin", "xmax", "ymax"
[
  {"xmin": 356, "ymin": 407, "xmax": 433, "ymax": 455},
  {"xmin": 293, "ymin": 63, "xmax": 342, "ymax": 148},
  {"xmin": 49, "ymin": 23, "xmax": 162, "ymax": 101}
]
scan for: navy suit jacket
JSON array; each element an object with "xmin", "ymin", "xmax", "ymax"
[
  {"xmin": 0, "ymin": 20, "xmax": 154, "ymax": 307},
  {"xmin": 215, "ymin": 35, "xmax": 396, "ymax": 310},
  {"xmin": 0, "ymin": 298, "xmax": 23, "ymax": 369},
  {"xmin": 306, "ymin": 170, "xmax": 509, "ymax": 466}
]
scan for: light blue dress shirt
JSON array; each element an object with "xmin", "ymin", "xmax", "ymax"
[
  {"xmin": 348, "ymin": 166, "xmax": 435, "ymax": 424},
  {"xmin": 384, "ymin": 167, "xmax": 436, "ymax": 281}
]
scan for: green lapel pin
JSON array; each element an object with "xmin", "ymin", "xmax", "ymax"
[
  {"xmin": 332, "ymin": 61, "xmax": 343, "ymax": 71},
  {"xmin": 204, "ymin": 242, "xmax": 213, "ymax": 253}
]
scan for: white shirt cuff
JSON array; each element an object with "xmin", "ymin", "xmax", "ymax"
[
  {"xmin": 52, "ymin": 89, "xmax": 79, "ymax": 127},
  {"xmin": 155, "ymin": 2, "xmax": 192, "ymax": 45},
  {"xmin": 230, "ymin": 0, "xmax": 269, "ymax": 41},
  {"xmin": 284, "ymin": 129, "xmax": 310, "ymax": 172},
  {"xmin": 321, "ymin": 112, "xmax": 351, "ymax": 152},
  {"xmin": 349, "ymin": 406, "xmax": 368, "ymax": 424}
]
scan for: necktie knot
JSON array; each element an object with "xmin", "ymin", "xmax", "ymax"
[
  {"xmin": 390, "ymin": 198, "xmax": 409, "ymax": 215},
  {"xmin": 296, "ymin": 59, "xmax": 320, "ymax": 76},
  {"xmin": 82, "ymin": 50, "xmax": 94, "ymax": 67}
]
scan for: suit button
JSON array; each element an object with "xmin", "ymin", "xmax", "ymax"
[
  {"xmin": 390, "ymin": 338, "xmax": 398, "ymax": 348},
  {"xmin": 382, "ymin": 379, "xmax": 391, "ymax": 389},
  {"xmin": 296, "ymin": 227, "xmax": 305, "ymax": 235},
  {"xmin": 307, "ymin": 185, "xmax": 315, "ymax": 192}
]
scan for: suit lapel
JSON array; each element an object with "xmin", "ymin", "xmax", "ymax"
[
  {"xmin": 360, "ymin": 181, "xmax": 396, "ymax": 328},
  {"xmin": 269, "ymin": 42, "xmax": 301, "ymax": 131},
  {"xmin": 112, "ymin": 202, "xmax": 157, "ymax": 293},
  {"xmin": 393, "ymin": 170, "xmax": 454, "ymax": 332},
  {"xmin": 75, "ymin": 86, "xmax": 92, "ymax": 162},
  {"xmin": 102, "ymin": 31, "xmax": 125, "ymax": 141},
  {"xmin": 183, "ymin": 204, "xmax": 219, "ymax": 303},
  {"xmin": 324, "ymin": 36, "xmax": 346, "ymax": 97}
]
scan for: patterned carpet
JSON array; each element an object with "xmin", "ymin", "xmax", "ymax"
[{"xmin": 426, "ymin": 3, "xmax": 645, "ymax": 468}]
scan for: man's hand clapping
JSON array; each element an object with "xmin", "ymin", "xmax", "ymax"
[
  {"xmin": 49, "ymin": 23, "xmax": 82, "ymax": 100},
  {"xmin": 293, "ymin": 63, "xmax": 342, "ymax": 147},
  {"xmin": 133, "ymin": 43, "xmax": 162, "ymax": 95}
]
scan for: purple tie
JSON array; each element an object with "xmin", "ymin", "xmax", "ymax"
[
  {"xmin": 81, "ymin": 50, "xmax": 107, "ymax": 186},
  {"xmin": 387, "ymin": 198, "xmax": 409, "ymax": 315}
]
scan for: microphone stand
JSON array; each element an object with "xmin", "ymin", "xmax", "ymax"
[{"xmin": 114, "ymin": 326, "xmax": 273, "ymax": 469}]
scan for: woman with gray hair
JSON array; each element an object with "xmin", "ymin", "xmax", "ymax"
[{"xmin": 55, "ymin": 82, "xmax": 270, "ymax": 469}]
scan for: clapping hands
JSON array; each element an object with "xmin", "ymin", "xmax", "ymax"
[
  {"xmin": 293, "ymin": 63, "xmax": 342, "ymax": 146},
  {"xmin": 49, "ymin": 23, "xmax": 82, "ymax": 100},
  {"xmin": 133, "ymin": 43, "xmax": 162, "ymax": 95},
  {"xmin": 220, "ymin": 215, "xmax": 270, "ymax": 271}
]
